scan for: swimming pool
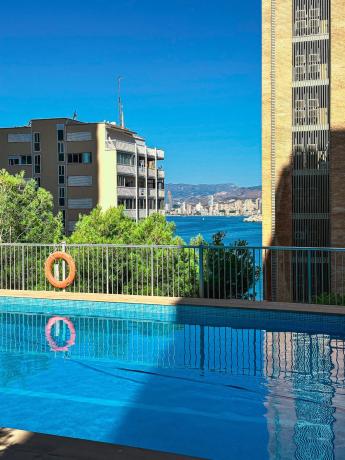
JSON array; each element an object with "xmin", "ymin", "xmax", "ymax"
[{"xmin": 0, "ymin": 297, "xmax": 344, "ymax": 459}]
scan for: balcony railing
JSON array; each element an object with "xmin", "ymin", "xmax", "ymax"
[
  {"xmin": 0, "ymin": 244, "xmax": 345, "ymax": 306},
  {"xmin": 117, "ymin": 186, "xmax": 136, "ymax": 197},
  {"xmin": 117, "ymin": 164, "xmax": 136, "ymax": 175}
]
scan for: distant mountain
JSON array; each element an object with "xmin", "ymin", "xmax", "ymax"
[{"xmin": 166, "ymin": 183, "xmax": 261, "ymax": 204}]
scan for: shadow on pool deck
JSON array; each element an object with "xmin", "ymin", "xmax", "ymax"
[{"xmin": 0, "ymin": 428, "xmax": 201, "ymax": 459}]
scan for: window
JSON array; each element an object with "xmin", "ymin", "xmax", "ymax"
[
  {"xmin": 117, "ymin": 151, "xmax": 135, "ymax": 166},
  {"xmin": 34, "ymin": 155, "xmax": 41, "ymax": 174},
  {"xmin": 61, "ymin": 210, "xmax": 66, "ymax": 226},
  {"xmin": 309, "ymin": 8, "xmax": 320, "ymax": 19},
  {"xmin": 308, "ymin": 99, "xmax": 319, "ymax": 124},
  {"xmin": 59, "ymin": 187, "xmax": 65, "ymax": 207},
  {"xmin": 296, "ymin": 9, "xmax": 306, "ymax": 20},
  {"xmin": 309, "ymin": 19, "xmax": 320, "ymax": 35},
  {"xmin": 67, "ymin": 152, "xmax": 92, "ymax": 164},
  {"xmin": 20, "ymin": 155, "xmax": 32, "ymax": 165},
  {"xmin": 118, "ymin": 175, "xmax": 135, "ymax": 187},
  {"xmin": 117, "ymin": 198, "xmax": 136, "ymax": 209},
  {"xmin": 295, "ymin": 20, "xmax": 307, "ymax": 36},
  {"xmin": 58, "ymin": 142, "xmax": 64, "ymax": 162},
  {"xmin": 8, "ymin": 156, "xmax": 19, "ymax": 166},
  {"xmin": 33, "ymin": 133, "xmax": 40, "ymax": 152},
  {"xmin": 295, "ymin": 99, "xmax": 306, "ymax": 124},
  {"xmin": 57, "ymin": 129, "xmax": 64, "ymax": 141},
  {"xmin": 58, "ymin": 165, "xmax": 65, "ymax": 184}
]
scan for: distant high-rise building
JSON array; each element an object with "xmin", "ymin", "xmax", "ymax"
[
  {"xmin": 167, "ymin": 190, "xmax": 173, "ymax": 211},
  {"xmin": 262, "ymin": 0, "xmax": 345, "ymax": 300},
  {"xmin": 0, "ymin": 118, "xmax": 165, "ymax": 233}
]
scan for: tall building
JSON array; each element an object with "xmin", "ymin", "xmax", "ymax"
[
  {"xmin": 0, "ymin": 118, "xmax": 165, "ymax": 234},
  {"xmin": 263, "ymin": 0, "xmax": 345, "ymax": 248},
  {"xmin": 262, "ymin": 0, "xmax": 345, "ymax": 300}
]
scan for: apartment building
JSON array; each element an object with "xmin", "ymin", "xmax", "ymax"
[
  {"xmin": 0, "ymin": 118, "xmax": 165, "ymax": 233},
  {"xmin": 262, "ymin": 0, "xmax": 345, "ymax": 300}
]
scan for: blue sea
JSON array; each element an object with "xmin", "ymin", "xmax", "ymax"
[{"xmin": 167, "ymin": 215, "xmax": 262, "ymax": 246}]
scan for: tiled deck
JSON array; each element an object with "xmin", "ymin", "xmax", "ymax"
[{"xmin": 0, "ymin": 429, "xmax": 201, "ymax": 459}]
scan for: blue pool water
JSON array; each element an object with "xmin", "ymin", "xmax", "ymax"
[{"xmin": 0, "ymin": 297, "xmax": 345, "ymax": 459}]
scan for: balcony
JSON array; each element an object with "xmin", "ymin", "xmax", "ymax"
[
  {"xmin": 157, "ymin": 169, "xmax": 165, "ymax": 179},
  {"xmin": 138, "ymin": 167, "xmax": 146, "ymax": 176},
  {"xmin": 117, "ymin": 164, "xmax": 136, "ymax": 175},
  {"xmin": 147, "ymin": 168, "xmax": 156, "ymax": 178},
  {"xmin": 117, "ymin": 186, "xmax": 136, "ymax": 197},
  {"xmin": 157, "ymin": 149, "xmax": 164, "ymax": 160},
  {"xmin": 123, "ymin": 209, "xmax": 136, "ymax": 219},
  {"xmin": 158, "ymin": 189, "xmax": 165, "ymax": 198},
  {"xmin": 148, "ymin": 188, "xmax": 156, "ymax": 198},
  {"xmin": 138, "ymin": 188, "xmax": 146, "ymax": 197},
  {"xmin": 146, "ymin": 147, "xmax": 155, "ymax": 157},
  {"xmin": 116, "ymin": 141, "xmax": 136, "ymax": 153}
]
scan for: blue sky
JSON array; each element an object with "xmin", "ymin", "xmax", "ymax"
[{"xmin": 0, "ymin": 0, "xmax": 261, "ymax": 186}]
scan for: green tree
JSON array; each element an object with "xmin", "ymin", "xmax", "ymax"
[
  {"xmin": 68, "ymin": 207, "xmax": 197, "ymax": 296},
  {"xmin": 0, "ymin": 170, "xmax": 63, "ymax": 243}
]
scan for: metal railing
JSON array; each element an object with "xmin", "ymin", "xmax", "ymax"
[{"xmin": 0, "ymin": 243, "xmax": 344, "ymax": 306}]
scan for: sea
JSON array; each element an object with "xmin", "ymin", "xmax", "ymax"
[{"xmin": 166, "ymin": 216, "xmax": 262, "ymax": 246}]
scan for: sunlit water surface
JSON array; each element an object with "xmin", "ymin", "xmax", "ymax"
[{"xmin": 0, "ymin": 297, "xmax": 344, "ymax": 459}]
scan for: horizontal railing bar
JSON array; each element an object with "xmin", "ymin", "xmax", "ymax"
[{"xmin": 0, "ymin": 243, "xmax": 345, "ymax": 252}]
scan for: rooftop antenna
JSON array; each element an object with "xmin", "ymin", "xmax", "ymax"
[
  {"xmin": 72, "ymin": 109, "xmax": 78, "ymax": 120},
  {"xmin": 117, "ymin": 76, "xmax": 125, "ymax": 128}
]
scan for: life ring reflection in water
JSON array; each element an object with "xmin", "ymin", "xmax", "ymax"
[{"xmin": 45, "ymin": 316, "xmax": 76, "ymax": 352}]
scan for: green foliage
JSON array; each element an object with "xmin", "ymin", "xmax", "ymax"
[
  {"xmin": 316, "ymin": 293, "xmax": 345, "ymax": 306},
  {"xmin": 193, "ymin": 232, "xmax": 260, "ymax": 300},
  {"xmin": 69, "ymin": 206, "xmax": 183, "ymax": 245},
  {"xmin": 0, "ymin": 170, "xmax": 63, "ymax": 243}
]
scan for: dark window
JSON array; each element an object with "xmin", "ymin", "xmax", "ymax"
[
  {"xmin": 20, "ymin": 155, "xmax": 32, "ymax": 165},
  {"xmin": 33, "ymin": 133, "xmax": 40, "ymax": 152},
  {"xmin": 67, "ymin": 152, "xmax": 92, "ymax": 164},
  {"xmin": 59, "ymin": 187, "xmax": 65, "ymax": 206},
  {"xmin": 57, "ymin": 129, "xmax": 64, "ymax": 141},
  {"xmin": 8, "ymin": 157, "xmax": 19, "ymax": 166},
  {"xmin": 34, "ymin": 155, "xmax": 41, "ymax": 174},
  {"xmin": 58, "ymin": 165, "xmax": 65, "ymax": 184}
]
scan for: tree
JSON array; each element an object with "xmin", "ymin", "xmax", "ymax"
[
  {"xmin": 0, "ymin": 170, "xmax": 63, "ymax": 243},
  {"xmin": 69, "ymin": 206, "xmax": 183, "ymax": 245},
  {"xmin": 68, "ymin": 207, "xmax": 197, "ymax": 296},
  {"xmin": 192, "ymin": 232, "xmax": 260, "ymax": 300}
]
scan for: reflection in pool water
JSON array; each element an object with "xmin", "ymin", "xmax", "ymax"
[
  {"xmin": 0, "ymin": 301, "xmax": 344, "ymax": 459},
  {"xmin": 45, "ymin": 316, "xmax": 76, "ymax": 352}
]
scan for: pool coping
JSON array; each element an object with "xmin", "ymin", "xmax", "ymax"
[
  {"xmin": 0, "ymin": 289, "xmax": 343, "ymax": 315},
  {"xmin": 0, "ymin": 428, "xmax": 201, "ymax": 459}
]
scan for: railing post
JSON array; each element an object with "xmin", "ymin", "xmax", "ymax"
[
  {"xmin": 21, "ymin": 245, "xmax": 25, "ymax": 291},
  {"xmin": 151, "ymin": 246, "xmax": 154, "ymax": 296},
  {"xmin": 106, "ymin": 246, "xmax": 109, "ymax": 294},
  {"xmin": 307, "ymin": 249, "xmax": 312, "ymax": 304},
  {"xmin": 199, "ymin": 245, "xmax": 204, "ymax": 298},
  {"xmin": 61, "ymin": 241, "xmax": 66, "ymax": 292}
]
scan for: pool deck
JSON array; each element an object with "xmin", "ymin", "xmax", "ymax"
[
  {"xmin": 0, "ymin": 289, "xmax": 344, "ymax": 315},
  {"xmin": 0, "ymin": 428, "xmax": 201, "ymax": 459}
]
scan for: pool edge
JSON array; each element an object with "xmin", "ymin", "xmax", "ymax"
[{"xmin": 0, "ymin": 289, "xmax": 343, "ymax": 316}]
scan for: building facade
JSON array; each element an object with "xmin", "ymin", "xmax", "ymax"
[
  {"xmin": 262, "ymin": 0, "xmax": 345, "ymax": 300},
  {"xmin": 0, "ymin": 118, "xmax": 165, "ymax": 234}
]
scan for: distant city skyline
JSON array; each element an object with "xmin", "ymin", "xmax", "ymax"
[{"xmin": 0, "ymin": 0, "xmax": 261, "ymax": 186}]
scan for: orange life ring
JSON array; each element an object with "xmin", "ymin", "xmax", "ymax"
[
  {"xmin": 45, "ymin": 316, "xmax": 76, "ymax": 352},
  {"xmin": 44, "ymin": 251, "xmax": 76, "ymax": 289}
]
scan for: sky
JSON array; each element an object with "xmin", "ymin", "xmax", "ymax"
[{"xmin": 0, "ymin": 0, "xmax": 261, "ymax": 186}]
